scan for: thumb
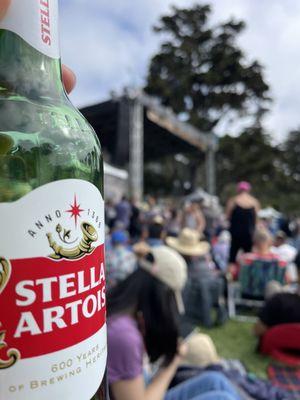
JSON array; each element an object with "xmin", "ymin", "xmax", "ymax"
[{"xmin": 0, "ymin": 0, "xmax": 11, "ymax": 20}]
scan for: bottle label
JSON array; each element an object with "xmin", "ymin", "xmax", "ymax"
[
  {"xmin": 0, "ymin": 0, "xmax": 59, "ymax": 59},
  {"xmin": 0, "ymin": 180, "xmax": 107, "ymax": 400}
]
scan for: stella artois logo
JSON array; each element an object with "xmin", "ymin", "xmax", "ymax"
[{"xmin": 0, "ymin": 193, "xmax": 106, "ymax": 370}]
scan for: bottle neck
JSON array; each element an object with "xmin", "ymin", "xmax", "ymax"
[{"xmin": 0, "ymin": 0, "xmax": 64, "ymax": 101}]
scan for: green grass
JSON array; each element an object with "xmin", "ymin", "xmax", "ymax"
[{"xmin": 201, "ymin": 320, "xmax": 270, "ymax": 379}]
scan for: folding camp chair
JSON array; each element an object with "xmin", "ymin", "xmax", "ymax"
[{"xmin": 227, "ymin": 256, "xmax": 287, "ymax": 320}]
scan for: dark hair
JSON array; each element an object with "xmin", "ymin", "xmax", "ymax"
[
  {"xmin": 107, "ymin": 268, "xmax": 179, "ymax": 364},
  {"xmin": 295, "ymin": 251, "xmax": 300, "ymax": 271},
  {"xmin": 171, "ymin": 209, "xmax": 178, "ymax": 219},
  {"xmin": 148, "ymin": 223, "xmax": 164, "ymax": 239}
]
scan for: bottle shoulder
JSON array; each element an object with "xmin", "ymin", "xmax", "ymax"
[
  {"xmin": 0, "ymin": 96, "xmax": 100, "ymax": 147},
  {"xmin": 0, "ymin": 96, "xmax": 94, "ymax": 133},
  {"xmin": 0, "ymin": 97, "xmax": 103, "ymax": 202}
]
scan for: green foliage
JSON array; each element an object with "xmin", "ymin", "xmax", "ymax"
[
  {"xmin": 217, "ymin": 126, "xmax": 277, "ymax": 200},
  {"xmin": 144, "ymin": 154, "xmax": 206, "ymax": 196},
  {"xmin": 281, "ymin": 129, "xmax": 300, "ymax": 182},
  {"xmin": 217, "ymin": 126, "xmax": 300, "ymax": 214},
  {"xmin": 145, "ymin": 4, "xmax": 270, "ymax": 132},
  {"xmin": 144, "ymin": 3, "xmax": 300, "ymax": 214}
]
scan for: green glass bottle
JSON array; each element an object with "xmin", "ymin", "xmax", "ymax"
[{"xmin": 0, "ymin": 1, "xmax": 108, "ymax": 399}]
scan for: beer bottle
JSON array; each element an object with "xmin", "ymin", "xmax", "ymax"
[{"xmin": 0, "ymin": 1, "xmax": 108, "ymax": 399}]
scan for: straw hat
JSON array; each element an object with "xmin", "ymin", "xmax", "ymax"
[
  {"xmin": 166, "ymin": 228, "xmax": 210, "ymax": 257},
  {"xmin": 134, "ymin": 243, "xmax": 187, "ymax": 314},
  {"xmin": 152, "ymin": 215, "xmax": 164, "ymax": 225},
  {"xmin": 181, "ymin": 333, "xmax": 220, "ymax": 367}
]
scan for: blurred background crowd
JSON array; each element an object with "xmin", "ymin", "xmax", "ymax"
[{"xmin": 105, "ymin": 182, "xmax": 300, "ymax": 399}]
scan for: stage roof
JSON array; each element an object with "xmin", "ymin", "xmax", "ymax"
[{"xmin": 81, "ymin": 91, "xmax": 217, "ymax": 166}]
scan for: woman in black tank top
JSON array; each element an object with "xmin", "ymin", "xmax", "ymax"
[
  {"xmin": 226, "ymin": 182, "xmax": 260, "ymax": 264},
  {"xmin": 229, "ymin": 204, "xmax": 256, "ymax": 262}
]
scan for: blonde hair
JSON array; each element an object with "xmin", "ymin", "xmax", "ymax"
[{"xmin": 253, "ymin": 228, "xmax": 272, "ymax": 246}]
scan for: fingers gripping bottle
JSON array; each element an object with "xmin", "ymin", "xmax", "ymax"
[{"xmin": 0, "ymin": 1, "xmax": 108, "ymax": 399}]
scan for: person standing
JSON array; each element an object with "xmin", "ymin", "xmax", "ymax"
[
  {"xmin": 105, "ymin": 230, "xmax": 137, "ymax": 290},
  {"xmin": 181, "ymin": 202, "xmax": 206, "ymax": 235},
  {"xmin": 166, "ymin": 208, "xmax": 182, "ymax": 238},
  {"xmin": 129, "ymin": 196, "xmax": 142, "ymax": 241},
  {"xmin": 226, "ymin": 182, "xmax": 260, "ymax": 267},
  {"xmin": 115, "ymin": 196, "xmax": 132, "ymax": 230}
]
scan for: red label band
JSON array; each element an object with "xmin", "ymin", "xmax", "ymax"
[{"xmin": 0, "ymin": 245, "xmax": 106, "ymax": 360}]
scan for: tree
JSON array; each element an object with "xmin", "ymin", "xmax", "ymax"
[
  {"xmin": 279, "ymin": 129, "xmax": 300, "ymax": 213},
  {"xmin": 145, "ymin": 4, "xmax": 270, "ymax": 133},
  {"xmin": 217, "ymin": 126, "xmax": 299, "ymax": 213},
  {"xmin": 281, "ymin": 129, "xmax": 300, "ymax": 182}
]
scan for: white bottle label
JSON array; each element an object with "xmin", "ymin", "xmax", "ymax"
[
  {"xmin": 0, "ymin": 180, "xmax": 107, "ymax": 400},
  {"xmin": 0, "ymin": 0, "xmax": 59, "ymax": 59}
]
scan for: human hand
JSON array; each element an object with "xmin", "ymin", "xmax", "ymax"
[
  {"xmin": 177, "ymin": 341, "xmax": 188, "ymax": 359},
  {"xmin": 159, "ymin": 341, "xmax": 189, "ymax": 371},
  {"xmin": 0, "ymin": 0, "xmax": 76, "ymax": 93},
  {"xmin": 164, "ymin": 341, "xmax": 188, "ymax": 371},
  {"xmin": 0, "ymin": 0, "xmax": 10, "ymax": 20}
]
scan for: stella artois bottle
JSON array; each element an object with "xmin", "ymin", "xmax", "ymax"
[{"xmin": 0, "ymin": 1, "xmax": 108, "ymax": 399}]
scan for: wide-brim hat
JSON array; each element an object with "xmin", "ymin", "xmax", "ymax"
[
  {"xmin": 152, "ymin": 215, "xmax": 164, "ymax": 225},
  {"xmin": 133, "ymin": 243, "xmax": 187, "ymax": 314},
  {"xmin": 166, "ymin": 228, "xmax": 210, "ymax": 257},
  {"xmin": 181, "ymin": 333, "xmax": 220, "ymax": 367}
]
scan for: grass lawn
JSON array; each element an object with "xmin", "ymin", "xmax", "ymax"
[{"xmin": 201, "ymin": 320, "xmax": 270, "ymax": 379}]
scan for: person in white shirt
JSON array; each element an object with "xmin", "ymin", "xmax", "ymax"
[{"xmin": 271, "ymin": 231, "xmax": 298, "ymax": 282}]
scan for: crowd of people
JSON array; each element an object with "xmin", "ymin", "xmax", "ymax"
[{"xmin": 104, "ymin": 182, "xmax": 300, "ymax": 400}]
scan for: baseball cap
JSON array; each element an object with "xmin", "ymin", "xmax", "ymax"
[
  {"xmin": 237, "ymin": 181, "xmax": 251, "ymax": 192},
  {"xmin": 135, "ymin": 243, "xmax": 187, "ymax": 314},
  {"xmin": 111, "ymin": 230, "xmax": 128, "ymax": 245}
]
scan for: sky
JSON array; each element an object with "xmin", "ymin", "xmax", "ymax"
[{"xmin": 60, "ymin": 0, "xmax": 300, "ymax": 141}]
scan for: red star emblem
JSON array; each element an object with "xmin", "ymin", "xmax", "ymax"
[{"xmin": 66, "ymin": 195, "xmax": 84, "ymax": 227}]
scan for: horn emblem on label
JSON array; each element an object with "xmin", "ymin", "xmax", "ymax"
[
  {"xmin": 0, "ymin": 257, "xmax": 11, "ymax": 294},
  {"xmin": 47, "ymin": 222, "xmax": 98, "ymax": 260}
]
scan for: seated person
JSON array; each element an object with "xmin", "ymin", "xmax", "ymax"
[
  {"xmin": 254, "ymin": 251, "xmax": 300, "ymax": 338},
  {"xmin": 238, "ymin": 228, "xmax": 283, "ymax": 263},
  {"xmin": 146, "ymin": 217, "xmax": 166, "ymax": 247},
  {"xmin": 107, "ymin": 244, "xmax": 241, "ymax": 400},
  {"xmin": 236, "ymin": 228, "xmax": 289, "ymax": 299},
  {"xmin": 212, "ymin": 231, "xmax": 231, "ymax": 273},
  {"xmin": 105, "ymin": 230, "xmax": 137, "ymax": 289},
  {"xmin": 167, "ymin": 229, "xmax": 226, "ymax": 327},
  {"xmin": 271, "ymin": 230, "xmax": 298, "ymax": 282}
]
